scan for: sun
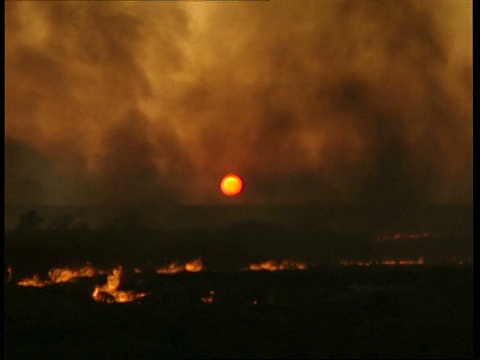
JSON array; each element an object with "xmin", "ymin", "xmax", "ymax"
[{"xmin": 220, "ymin": 174, "xmax": 244, "ymax": 196}]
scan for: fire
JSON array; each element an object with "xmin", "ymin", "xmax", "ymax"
[
  {"xmin": 92, "ymin": 266, "xmax": 148, "ymax": 304},
  {"xmin": 17, "ymin": 274, "xmax": 47, "ymax": 287},
  {"xmin": 156, "ymin": 262, "xmax": 184, "ymax": 274},
  {"xmin": 393, "ymin": 257, "xmax": 425, "ymax": 265},
  {"xmin": 340, "ymin": 260, "xmax": 375, "ymax": 267},
  {"xmin": 156, "ymin": 258, "xmax": 204, "ymax": 274},
  {"xmin": 200, "ymin": 290, "xmax": 215, "ymax": 304},
  {"xmin": 340, "ymin": 257, "xmax": 425, "ymax": 266},
  {"xmin": 17, "ymin": 262, "xmax": 98, "ymax": 287},
  {"xmin": 246, "ymin": 260, "xmax": 307, "ymax": 271},
  {"xmin": 375, "ymin": 232, "xmax": 430, "ymax": 242},
  {"xmin": 185, "ymin": 259, "xmax": 203, "ymax": 272},
  {"xmin": 48, "ymin": 262, "xmax": 97, "ymax": 283}
]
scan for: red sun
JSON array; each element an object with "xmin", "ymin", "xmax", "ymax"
[{"xmin": 220, "ymin": 174, "xmax": 244, "ymax": 196}]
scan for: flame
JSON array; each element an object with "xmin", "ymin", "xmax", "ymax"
[
  {"xmin": 340, "ymin": 257, "xmax": 425, "ymax": 266},
  {"xmin": 340, "ymin": 260, "xmax": 374, "ymax": 267},
  {"xmin": 156, "ymin": 262, "xmax": 184, "ymax": 274},
  {"xmin": 48, "ymin": 262, "xmax": 97, "ymax": 283},
  {"xmin": 185, "ymin": 259, "xmax": 203, "ymax": 272},
  {"xmin": 17, "ymin": 274, "xmax": 48, "ymax": 287},
  {"xmin": 156, "ymin": 258, "xmax": 204, "ymax": 274},
  {"xmin": 246, "ymin": 260, "xmax": 307, "ymax": 271},
  {"xmin": 17, "ymin": 262, "xmax": 98, "ymax": 287},
  {"xmin": 375, "ymin": 232, "xmax": 430, "ymax": 242},
  {"xmin": 389, "ymin": 257, "xmax": 425, "ymax": 265},
  {"xmin": 92, "ymin": 266, "xmax": 148, "ymax": 304},
  {"xmin": 200, "ymin": 290, "xmax": 215, "ymax": 304},
  {"xmin": 134, "ymin": 267, "xmax": 142, "ymax": 274}
]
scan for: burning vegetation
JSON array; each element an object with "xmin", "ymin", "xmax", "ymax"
[
  {"xmin": 17, "ymin": 262, "xmax": 100, "ymax": 287},
  {"xmin": 92, "ymin": 266, "xmax": 148, "ymax": 304},
  {"xmin": 375, "ymin": 233, "xmax": 430, "ymax": 242},
  {"xmin": 340, "ymin": 257, "xmax": 425, "ymax": 266},
  {"xmin": 156, "ymin": 258, "xmax": 204, "ymax": 274},
  {"xmin": 8, "ymin": 254, "xmax": 472, "ymax": 307},
  {"xmin": 245, "ymin": 260, "xmax": 307, "ymax": 271},
  {"xmin": 48, "ymin": 263, "xmax": 98, "ymax": 283},
  {"xmin": 200, "ymin": 290, "xmax": 215, "ymax": 304},
  {"xmin": 17, "ymin": 274, "xmax": 47, "ymax": 288},
  {"xmin": 15, "ymin": 263, "xmax": 148, "ymax": 304}
]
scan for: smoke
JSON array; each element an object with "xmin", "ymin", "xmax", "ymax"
[
  {"xmin": 5, "ymin": 0, "xmax": 472, "ymax": 206},
  {"xmin": 98, "ymin": 108, "xmax": 193, "ymax": 205}
]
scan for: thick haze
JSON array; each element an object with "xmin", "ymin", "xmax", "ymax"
[{"xmin": 5, "ymin": 0, "xmax": 472, "ymax": 206}]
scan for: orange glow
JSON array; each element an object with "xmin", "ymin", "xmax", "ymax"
[
  {"xmin": 200, "ymin": 290, "xmax": 215, "ymax": 304},
  {"xmin": 246, "ymin": 260, "xmax": 307, "ymax": 271},
  {"xmin": 17, "ymin": 274, "xmax": 48, "ymax": 287},
  {"xmin": 17, "ymin": 262, "xmax": 98, "ymax": 287},
  {"xmin": 156, "ymin": 262, "xmax": 184, "ymax": 275},
  {"xmin": 185, "ymin": 258, "xmax": 203, "ymax": 272},
  {"xmin": 375, "ymin": 232, "xmax": 430, "ymax": 242},
  {"xmin": 220, "ymin": 174, "xmax": 244, "ymax": 196},
  {"xmin": 340, "ymin": 257, "xmax": 425, "ymax": 266},
  {"xmin": 92, "ymin": 266, "xmax": 147, "ymax": 304},
  {"xmin": 156, "ymin": 258, "xmax": 204, "ymax": 274},
  {"xmin": 48, "ymin": 263, "xmax": 97, "ymax": 283}
]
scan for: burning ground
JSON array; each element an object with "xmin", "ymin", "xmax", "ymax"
[
  {"xmin": 5, "ymin": 217, "xmax": 473, "ymax": 357},
  {"xmin": 5, "ymin": 212, "xmax": 473, "ymax": 278},
  {"xmin": 5, "ymin": 262, "xmax": 473, "ymax": 359}
]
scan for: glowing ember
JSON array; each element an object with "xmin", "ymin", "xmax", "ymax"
[
  {"xmin": 185, "ymin": 259, "xmax": 203, "ymax": 273},
  {"xmin": 246, "ymin": 260, "xmax": 307, "ymax": 271},
  {"xmin": 200, "ymin": 290, "xmax": 215, "ymax": 304},
  {"xmin": 17, "ymin": 262, "xmax": 98, "ymax": 287},
  {"xmin": 48, "ymin": 262, "xmax": 97, "ymax": 283},
  {"xmin": 92, "ymin": 266, "xmax": 147, "ymax": 304},
  {"xmin": 340, "ymin": 257, "xmax": 425, "ymax": 266},
  {"xmin": 134, "ymin": 267, "xmax": 142, "ymax": 274},
  {"xmin": 156, "ymin": 258, "xmax": 204, "ymax": 274},
  {"xmin": 17, "ymin": 274, "xmax": 48, "ymax": 287},
  {"xmin": 391, "ymin": 257, "xmax": 425, "ymax": 265},
  {"xmin": 156, "ymin": 262, "xmax": 184, "ymax": 275},
  {"xmin": 375, "ymin": 232, "xmax": 430, "ymax": 242}
]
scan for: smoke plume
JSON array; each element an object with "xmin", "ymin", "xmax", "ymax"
[{"xmin": 5, "ymin": 0, "xmax": 472, "ymax": 206}]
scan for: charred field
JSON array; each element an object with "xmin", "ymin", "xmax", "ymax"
[
  {"xmin": 5, "ymin": 265, "xmax": 473, "ymax": 359},
  {"xmin": 4, "ymin": 210, "xmax": 474, "ymax": 359}
]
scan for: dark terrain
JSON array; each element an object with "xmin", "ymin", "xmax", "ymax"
[
  {"xmin": 5, "ymin": 266, "xmax": 473, "ymax": 359},
  {"xmin": 4, "ymin": 206, "xmax": 473, "ymax": 359}
]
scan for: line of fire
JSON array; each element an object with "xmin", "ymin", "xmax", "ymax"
[{"xmin": 6, "ymin": 254, "xmax": 471, "ymax": 305}]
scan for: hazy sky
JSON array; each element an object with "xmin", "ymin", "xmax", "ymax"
[{"xmin": 5, "ymin": 0, "xmax": 472, "ymax": 207}]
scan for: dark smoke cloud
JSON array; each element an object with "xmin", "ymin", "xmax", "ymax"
[
  {"xmin": 5, "ymin": 138, "xmax": 84, "ymax": 205},
  {"xmin": 98, "ymin": 108, "xmax": 193, "ymax": 205},
  {"xmin": 5, "ymin": 1, "xmax": 472, "ymax": 206}
]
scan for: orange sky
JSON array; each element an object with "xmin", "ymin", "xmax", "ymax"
[{"xmin": 5, "ymin": 0, "xmax": 472, "ymax": 206}]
